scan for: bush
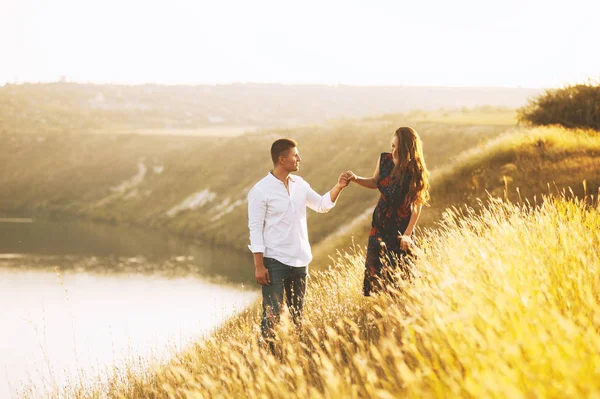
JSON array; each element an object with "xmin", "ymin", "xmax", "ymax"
[{"xmin": 517, "ymin": 81, "xmax": 600, "ymax": 131}]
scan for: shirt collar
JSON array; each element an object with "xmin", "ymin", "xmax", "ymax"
[{"xmin": 268, "ymin": 171, "xmax": 296, "ymax": 183}]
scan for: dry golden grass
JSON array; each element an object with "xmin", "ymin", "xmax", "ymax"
[
  {"xmin": 433, "ymin": 125, "xmax": 600, "ymax": 185},
  {"xmin": 38, "ymin": 193, "xmax": 600, "ymax": 399}
]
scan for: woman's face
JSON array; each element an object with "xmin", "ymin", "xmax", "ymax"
[{"xmin": 391, "ymin": 135, "xmax": 399, "ymax": 162}]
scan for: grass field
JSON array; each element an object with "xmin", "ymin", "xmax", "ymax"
[{"xmin": 23, "ymin": 194, "xmax": 600, "ymax": 398}]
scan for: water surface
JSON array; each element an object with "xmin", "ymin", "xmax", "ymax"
[
  {"xmin": 0, "ymin": 217, "xmax": 254, "ymax": 283},
  {"xmin": 0, "ymin": 218, "xmax": 258, "ymax": 398},
  {"xmin": 1, "ymin": 269, "xmax": 257, "ymax": 398}
]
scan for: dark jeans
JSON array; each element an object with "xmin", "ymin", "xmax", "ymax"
[{"xmin": 260, "ymin": 257, "xmax": 307, "ymax": 347}]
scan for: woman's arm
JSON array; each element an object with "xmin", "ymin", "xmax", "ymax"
[
  {"xmin": 400, "ymin": 204, "xmax": 423, "ymax": 250},
  {"xmin": 403, "ymin": 204, "xmax": 422, "ymax": 237},
  {"xmin": 346, "ymin": 155, "xmax": 380, "ymax": 190}
]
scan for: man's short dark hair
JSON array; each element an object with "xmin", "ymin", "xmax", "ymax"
[{"xmin": 271, "ymin": 138, "xmax": 297, "ymax": 164}]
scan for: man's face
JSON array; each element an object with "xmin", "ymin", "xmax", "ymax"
[{"xmin": 280, "ymin": 147, "xmax": 302, "ymax": 172}]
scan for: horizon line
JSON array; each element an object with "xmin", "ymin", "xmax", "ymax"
[{"xmin": 1, "ymin": 78, "xmax": 549, "ymax": 91}]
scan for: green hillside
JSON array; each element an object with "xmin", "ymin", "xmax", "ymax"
[{"xmin": 0, "ymin": 110, "xmax": 513, "ymax": 264}]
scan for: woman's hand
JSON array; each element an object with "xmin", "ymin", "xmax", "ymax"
[
  {"xmin": 400, "ymin": 235, "xmax": 413, "ymax": 251},
  {"xmin": 342, "ymin": 170, "xmax": 357, "ymax": 182},
  {"xmin": 346, "ymin": 168, "xmax": 378, "ymax": 189}
]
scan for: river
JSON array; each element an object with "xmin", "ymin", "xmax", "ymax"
[{"xmin": 0, "ymin": 217, "xmax": 258, "ymax": 398}]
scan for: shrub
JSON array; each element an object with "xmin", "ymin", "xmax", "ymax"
[{"xmin": 517, "ymin": 81, "xmax": 600, "ymax": 131}]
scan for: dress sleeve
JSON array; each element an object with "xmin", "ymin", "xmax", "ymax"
[{"xmin": 376, "ymin": 152, "xmax": 388, "ymax": 184}]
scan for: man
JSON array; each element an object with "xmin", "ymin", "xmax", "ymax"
[{"xmin": 247, "ymin": 138, "xmax": 349, "ymax": 350}]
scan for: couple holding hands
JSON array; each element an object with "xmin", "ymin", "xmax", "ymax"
[{"xmin": 247, "ymin": 127, "xmax": 430, "ymax": 348}]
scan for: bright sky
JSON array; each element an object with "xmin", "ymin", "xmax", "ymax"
[{"xmin": 1, "ymin": 0, "xmax": 598, "ymax": 88}]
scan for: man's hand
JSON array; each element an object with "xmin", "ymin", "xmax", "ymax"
[
  {"xmin": 338, "ymin": 171, "xmax": 356, "ymax": 188},
  {"xmin": 343, "ymin": 170, "xmax": 357, "ymax": 183},
  {"xmin": 255, "ymin": 264, "xmax": 271, "ymax": 286},
  {"xmin": 338, "ymin": 172, "xmax": 350, "ymax": 189}
]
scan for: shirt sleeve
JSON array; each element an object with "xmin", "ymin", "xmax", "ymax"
[
  {"xmin": 305, "ymin": 182, "xmax": 336, "ymax": 213},
  {"xmin": 247, "ymin": 187, "xmax": 267, "ymax": 253}
]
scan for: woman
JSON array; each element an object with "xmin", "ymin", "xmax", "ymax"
[{"xmin": 345, "ymin": 127, "xmax": 430, "ymax": 296}]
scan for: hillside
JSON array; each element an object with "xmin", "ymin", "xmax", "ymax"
[
  {"xmin": 3, "ymin": 106, "xmax": 600, "ymax": 275},
  {"xmin": 0, "ymin": 82, "xmax": 541, "ymax": 135},
  {"xmin": 0, "ymin": 109, "xmax": 514, "ymax": 265},
  {"xmin": 312, "ymin": 124, "xmax": 600, "ymax": 264}
]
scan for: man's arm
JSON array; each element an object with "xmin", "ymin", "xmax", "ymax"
[
  {"xmin": 329, "ymin": 172, "xmax": 350, "ymax": 202},
  {"xmin": 247, "ymin": 188, "xmax": 270, "ymax": 285},
  {"xmin": 306, "ymin": 174, "xmax": 348, "ymax": 213}
]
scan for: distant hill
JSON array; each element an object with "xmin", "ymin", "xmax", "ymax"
[{"xmin": 0, "ymin": 82, "xmax": 541, "ymax": 135}]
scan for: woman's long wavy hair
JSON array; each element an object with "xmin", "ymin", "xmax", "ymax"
[{"xmin": 391, "ymin": 127, "xmax": 430, "ymax": 207}]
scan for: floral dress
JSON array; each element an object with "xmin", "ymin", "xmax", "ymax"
[{"xmin": 363, "ymin": 152, "xmax": 413, "ymax": 296}]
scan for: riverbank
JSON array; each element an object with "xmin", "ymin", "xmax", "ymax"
[{"xmin": 0, "ymin": 215, "xmax": 254, "ymax": 284}]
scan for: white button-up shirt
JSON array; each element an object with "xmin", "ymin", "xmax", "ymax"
[{"xmin": 247, "ymin": 172, "xmax": 337, "ymax": 267}]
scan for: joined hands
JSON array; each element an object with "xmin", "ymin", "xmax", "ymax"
[{"xmin": 338, "ymin": 170, "xmax": 357, "ymax": 188}]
